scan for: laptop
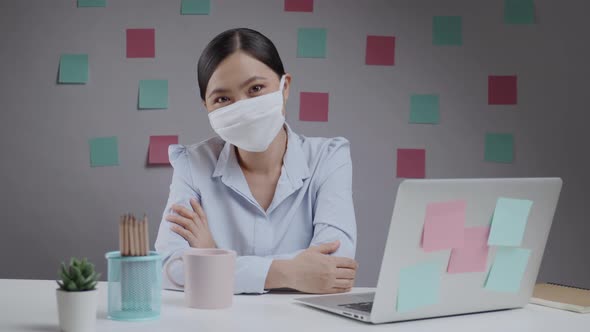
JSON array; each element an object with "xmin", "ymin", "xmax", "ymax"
[{"xmin": 295, "ymin": 178, "xmax": 563, "ymax": 324}]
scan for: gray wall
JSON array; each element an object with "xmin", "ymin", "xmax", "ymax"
[{"xmin": 1, "ymin": 0, "xmax": 588, "ymax": 288}]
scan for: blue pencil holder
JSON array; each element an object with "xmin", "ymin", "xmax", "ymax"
[{"xmin": 105, "ymin": 251, "xmax": 163, "ymax": 321}]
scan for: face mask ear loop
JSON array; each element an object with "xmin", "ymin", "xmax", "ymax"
[{"xmin": 279, "ymin": 75, "xmax": 286, "ymax": 92}]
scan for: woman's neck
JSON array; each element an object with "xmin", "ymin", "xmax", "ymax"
[{"xmin": 235, "ymin": 125, "xmax": 288, "ymax": 175}]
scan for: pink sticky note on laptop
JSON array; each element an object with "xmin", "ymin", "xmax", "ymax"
[
  {"xmin": 422, "ymin": 200, "xmax": 466, "ymax": 252},
  {"xmin": 149, "ymin": 135, "xmax": 178, "ymax": 165},
  {"xmin": 447, "ymin": 226, "xmax": 490, "ymax": 273}
]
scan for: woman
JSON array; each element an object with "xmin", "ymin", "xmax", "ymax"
[{"xmin": 155, "ymin": 28, "xmax": 357, "ymax": 294}]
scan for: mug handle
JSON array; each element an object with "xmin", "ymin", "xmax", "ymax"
[{"xmin": 165, "ymin": 256, "xmax": 185, "ymax": 289}]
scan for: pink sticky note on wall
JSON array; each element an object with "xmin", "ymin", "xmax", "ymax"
[
  {"xmin": 396, "ymin": 149, "xmax": 425, "ymax": 178},
  {"xmin": 284, "ymin": 0, "xmax": 313, "ymax": 12},
  {"xmin": 447, "ymin": 226, "xmax": 490, "ymax": 273},
  {"xmin": 149, "ymin": 135, "xmax": 178, "ymax": 165},
  {"xmin": 422, "ymin": 200, "xmax": 466, "ymax": 252},
  {"xmin": 300, "ymin": 92, "xmax": 329, "ymax": 122},
  {"xmin": 488, "ymin": 75, "xmax": 517, "ymax": 105},
  {"xmin": 127, "ymin": 28, "xmax": 155, "ymax": 58},
  {"xmin": 365, "ymin": 35, "xmax": 395, "ymax": 66}
]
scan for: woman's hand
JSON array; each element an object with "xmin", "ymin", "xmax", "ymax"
[
  {"xmin": 166, "ymin": 198, "xmax": 217, "ymax": 249},
  {"xmin": 275, "ymin": 240, "xmax": 358, "ymax": 294}
]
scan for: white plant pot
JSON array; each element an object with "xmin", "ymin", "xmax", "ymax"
[{"xmin": 56, "ymin": 288, "xmax": 98, "ymax": 332}]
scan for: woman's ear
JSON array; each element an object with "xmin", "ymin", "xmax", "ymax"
[{"xmin": 282, "ymin": 73, "xmax": 292, "ymax": 102}]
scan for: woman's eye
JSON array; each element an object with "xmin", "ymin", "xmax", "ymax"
[
  {"xmin": 250, "ymin": 85, "xmax": 264, "ymax": 94},
  {"xmin": 215, "ymin": 96, "xmax": 229, "ymax": 104}
]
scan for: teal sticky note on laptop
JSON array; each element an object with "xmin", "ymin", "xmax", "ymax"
[
  {"xmin": 485, "ymin": 247, "xmax": 531, "ymax": 292},
  {"xmin": 396, "ymin": 260, "xmax": 442, "ymax": 312},
  {"xmin": 488, "ymin": 197, "xmax": 533, "ymax": 246},
  {"xmin": 59, "ymin": 54, "xmax": 88, "ymax": 84}
]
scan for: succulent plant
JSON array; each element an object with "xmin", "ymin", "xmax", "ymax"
[{"xmin": 56, "ymin": 257, "xmax": 101, "ymax": 292}]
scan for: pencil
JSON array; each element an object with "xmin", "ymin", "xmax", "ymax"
[
  {"xmin": 144, "ymin": 215, "xmax": 149, "ymax": 255},
  {"xmin": 139, "ymin": 218, "xmax": 145, "ymax": 256},
  {"xmin": 132, "ymin": 215, "xmax": 138, "ymax": 256},
  {"xmin": 119, "ymin": 215, "xmax": 124, "ymax": 255},
  {"xmin": 123, "ymin": 214, "xmax": 129, "ymax": 256}
]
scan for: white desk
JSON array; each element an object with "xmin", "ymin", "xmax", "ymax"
[{"xmin": 0, "ymin": 279, "xmax": 588, "ymax": 331}]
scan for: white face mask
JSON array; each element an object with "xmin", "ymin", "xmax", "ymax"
[{"xmin": 208, "ymin": 75, "xmax": 287, "ymax": 152}]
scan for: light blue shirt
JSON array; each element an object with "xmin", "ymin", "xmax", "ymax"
[{"xmin": 155, "ymin": 123, "xmax": 357, "ymax": 294}]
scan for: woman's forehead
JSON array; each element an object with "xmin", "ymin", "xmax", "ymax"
[{"xmin": 207, "ymin": 52, "xmax": 276, "ymax": 90}]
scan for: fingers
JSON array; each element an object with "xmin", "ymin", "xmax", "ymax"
[
  {"xmin": 310, "ymin": 240, "xmax": 340, "ymax": 254},
  {"xmin": 335, "ymin": 267, "xmax": 356, "ymax": 280},
  {"xmin": 166, "ymin": 214, "xmax": 196, "ymax": 232},
  {"xmin": 333, "ymin": 279, "xmax": 354, "ymax": 289},
  {"xmin": 333, "ymin": 257, "xmax": 358, "ymax": 270},
  {"xmin": 171, "ymin": 224, "xmax": 195, "ymax": 244},
  {"xmin": 190, "ymin": 198, "xmax": 208, "ymax": 226},
  {"xmin": 171, "ymin": 204, "xmax": 198, "ymax": 221}
]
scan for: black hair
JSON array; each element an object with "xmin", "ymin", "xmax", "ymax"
[{"xmin": 197, "ymin": 28, "xmax": 286, "ymax": 101}]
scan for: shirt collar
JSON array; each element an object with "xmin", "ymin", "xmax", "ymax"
[{"xmin": 212, "ymin": 122, "xmax": 310, "ymax": 185}]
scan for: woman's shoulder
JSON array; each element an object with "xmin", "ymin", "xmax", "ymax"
[
  {"xmin": 168, "ymin": 136, "xmax": 225, "ymax": 172},
  {"xmin": 297, "ymin": 132, "xmax": 352, "ymax": 167}
]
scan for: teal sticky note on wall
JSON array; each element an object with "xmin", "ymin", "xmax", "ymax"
[
  {"xmin": 410, "ymin": 94, "xmax": 440, "ymax": 124},
  {"xmin": 485, "ymin": 133, "xmax": 514, "ymax": 163},
  {"xmin": 297, "ymin": 28, "xmax": 327, "ymax": 58},
  {"xmin": 139, "ymin": 80, "xmax": 168, "ymax": 109},
  {"xmin": 433, "ymin": 16, "xmax": 462, "ymax": 46},
  {"xmin": 78, "ymin": 0, "xmax": 106, "ymax": 7},
  {"xmin": 181, "ymin": 0, "xmax": 210, "ymax": 15},
  {"xmin": 89, "ymin": 137, "xmax": 119, "ymax": 167},
  {"xmin": 488, "ymin": 197, "xmax": 533, "ymax": 246},
  {"xmin": 504, "ymin": 0, "xmax": 535, "ymax": 24},
  {"xmin": 58, "ymin": 54, "xmax": 88, "ymax": 84},
  {"xmin": 485, "ymin": 247, "xmax": 531, "ymax": 292},
  {"xmin": 396, "ymin": 260, "xmax": 442, "ymax": 312}
]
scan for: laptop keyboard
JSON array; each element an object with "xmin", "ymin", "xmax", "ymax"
[{"xmin": 338, "ymin": 301, "xmax": 373, "ymax": 313}]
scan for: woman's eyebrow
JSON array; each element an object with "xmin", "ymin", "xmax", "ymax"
[{"xmin": 207, "ymin": 76, "xmax": 267, "ymax": 99}]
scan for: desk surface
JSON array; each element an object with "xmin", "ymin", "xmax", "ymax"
[{"xmin": 0, "ymin": 279, "xmax": 588, "ymax": 331}]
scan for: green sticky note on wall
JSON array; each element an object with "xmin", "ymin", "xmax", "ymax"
[
  {"xmin": 297, "ymin": 28, "xmax": 327, "ymax": 58},
  {"xmin": 181, "ymin": 0, "xmax": 210, "ymax": 15},
  {"xmin": 485, "ymin": 247, "xmax": 531, "ymax": 292},
  {"xmin": 410, "ymin": 94, "xmax": 440, "ymax": 124},
  {"xmin": 58, "ymin": 54, "xmax": 88, "ymax": 84},
  {"xmin": 433, "ymin": 16, "xmax": 462, "ymax": 46},
  {"xmin": 485, "ymin": 133, "xmax": 514, "ymax": 163},
  {"xmin": 504, "ymin": 0, "xmax": 535, "ymax": 24},
  {"xmin": 139, "ymin": 80, "xmax": 168, "ymax": 109},
  {"xmin": 89, "ymin": 137, "xmax": 119, "ymax": 167},
  {"xmin": 396, "ymin": 260, "xmax": 442, "ymax": 312},
  {"xmin": 78, "ymin": 0, "xmax": 106, "ymax": 7},
  {"xmin": 488, "ymin": 197, "xmax": 533, "ymax": 246}
]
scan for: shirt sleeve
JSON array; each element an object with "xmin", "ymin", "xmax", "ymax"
[
  {"xmin": 154, "ymin": 145, "xmax": 201, "ymax": 291},
  {"xmin": 309, "ymin": 138, "xmax": 357, "ymax": 259}
]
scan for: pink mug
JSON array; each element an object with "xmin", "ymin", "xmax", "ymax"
[{"xmin": 165, "ymin": 248, "xmax": 236, "ymax": 309}]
